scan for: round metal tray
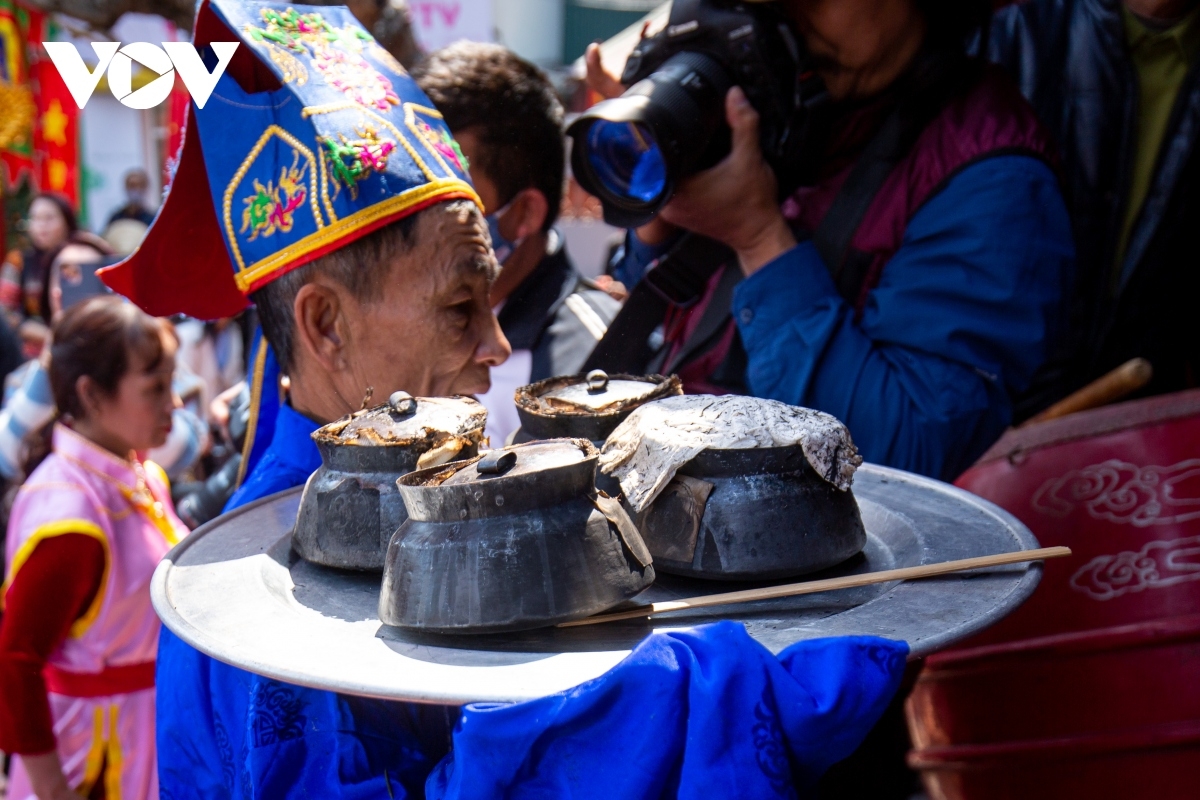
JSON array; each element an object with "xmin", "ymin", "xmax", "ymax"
[{"xmin": 152, "ymin": 464, "xmax": 1041, "ymax": 704}]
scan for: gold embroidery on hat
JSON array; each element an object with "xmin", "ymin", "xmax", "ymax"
[
  {"xmin": 317, "ymin": 147, "xmax": 340, "ymax": 223},
  {"xmin": 262, "ymin": 40, "xmax": 307, "ymax": 85},
  {"xmin": 240, "ymin": 150, "xmax": 310, "ymax": 241},
  {"xmin": 320, "ymin": 124, "xmax": 397, "ymax": 201},
  {"xmin": 245, "ymin": 8, "xmax": 399, "ymax": 111},
  {"xmin": 405, "ymin": 103, "xmax": 468, "ymax": 175},
  {"xmin": 222, "ymin": 125, "xmax": 323, "ymax": 273},
  {"xmin": 369, "ymin": 45, "xmax": 408, "ymax": 77}
]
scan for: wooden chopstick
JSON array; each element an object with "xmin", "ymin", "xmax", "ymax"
[{"xmin": 558, "ymin": 546, "xmax": 1072, "ymax": 628}]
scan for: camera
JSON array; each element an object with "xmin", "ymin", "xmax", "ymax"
[{"xmin": 567, "ymin": 0, "xmax": 830, "ymax": 228}]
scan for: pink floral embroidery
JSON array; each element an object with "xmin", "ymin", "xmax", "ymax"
[
  {"xmin": 415, "ymin": 118, "xmax": 469, "ymax": 172},
  {"xmin": 246, "ymin": 7, "xmax": 400, "ymax": 111},
  {"xmin": 321, "ymin": 125, "xmax": 397, "ymax": 199}
]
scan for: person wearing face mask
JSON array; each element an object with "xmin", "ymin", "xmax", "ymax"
[
  {"xmin": 415, "ymin": 42, "xmax": 620, "ymax": 445},
  {"xmin": 105, "ymin": 169, "xmax": 156, "ymax": 228},
  {"xmin": 97, "ymin": 2, "xmax": 510, "ymax": 796}
]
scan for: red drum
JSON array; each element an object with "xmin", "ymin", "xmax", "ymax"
[{"xmin": 906, "ymin": 389, "xmax": 1200, "ymax": 799}]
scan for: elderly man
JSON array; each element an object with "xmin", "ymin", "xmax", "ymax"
[
  {"xmin": 100, "ymin": 1, "xmax": 508, "ymax": 796},
  {"xmin": 415, "ymin": 42, "xmax": 619, "ymax": 444}
]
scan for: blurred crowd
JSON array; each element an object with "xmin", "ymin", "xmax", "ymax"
[{"xmin": 0, "ymin": 0, "xmax": 1198, "ymax": 797}]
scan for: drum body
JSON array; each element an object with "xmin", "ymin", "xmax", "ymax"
[{"xmin": 906, "ymin": 389, "xmax": 1200, "ymax": 799}]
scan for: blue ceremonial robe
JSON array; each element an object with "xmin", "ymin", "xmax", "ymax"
[
  {"xmin": 156, "ymin": 403, "xmax": 453, "ymax": 799},
  {"xmin": 429, "ymin": 622, "xmax": 907, "ymax": 799}
]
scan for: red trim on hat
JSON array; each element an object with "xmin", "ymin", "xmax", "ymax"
[{"xmin": 241, "ymin": 190, "xmax": 479, "ymax": 294}]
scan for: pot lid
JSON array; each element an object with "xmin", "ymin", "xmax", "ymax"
[
  {"xmin": 600, "ymin": 395, "xmax": 862, "ymax": 513},
  {"xmin": 439, "ymin": 439, "xmax": 595, "ymax": 485},
  {"xmin": 315, "ymin": 393, "xmax": 486, "ymax": 446},
  {"xmin": 517, "ymin": 371, "xmax": 682, "ymax": 416}
]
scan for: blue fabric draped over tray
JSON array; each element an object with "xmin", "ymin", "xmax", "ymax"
[{"xmin": 429, "ymin": 622, "xmax": 907, "ymax": 799}]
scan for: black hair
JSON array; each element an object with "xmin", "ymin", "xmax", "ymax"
[
  {"xmin": 414, "ymin": 42, "xmax": 564, "ymax": 230},
  {"xmin": 30, "ymin": 192, "xmax": 79, "ymax": 241},
  {"xmin": 50, "ymin": 295, "xmax": 174, "ymax": 421}
]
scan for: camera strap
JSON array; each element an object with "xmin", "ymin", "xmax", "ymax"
[
  {"xmin": 813, "ymin": 53, "xmax": 969, "ymax": 298},
  {"xmin": 583, "ymin": 233, "xmax": 733, "ymax": 375},
  {"xmin": 588, "ymin": 53, "xmax": 969, "ymax": 377},
  {"xmin": 812, "ymin": 109, "xmax": 910, "ymax": 296}
]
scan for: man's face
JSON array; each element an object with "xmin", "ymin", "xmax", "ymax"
[
  {"xmin": 783, "ymin": 0, "xmax": 925, "ymax": 100},
  {"xmin": 125, "ymin": 171, "xmax": 149, "ymax": 201},
  {"xmin": 339, "ymin": 202, "xmax": 511, "ymax": 399}
]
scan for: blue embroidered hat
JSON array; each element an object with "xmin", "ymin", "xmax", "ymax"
[{"xmin": 101, "ymin": 0, "xmax": 480, "ymax": 319}]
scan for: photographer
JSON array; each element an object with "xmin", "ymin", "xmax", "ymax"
[{"xmin": 586, "ymin": 0, "xmax": 1075, "ymax": 480}]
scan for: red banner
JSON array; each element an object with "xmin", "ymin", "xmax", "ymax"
[
  {"xmin": 0, "ymin": 0, "xmax": 39, "ymax": 190},
  {"xmin": 0, "ymin": 4, "xmax": 80, "ymax": 207},
  {"xmin": 31, "ymin": 15, "xmax": 79, "ymax": 205}
]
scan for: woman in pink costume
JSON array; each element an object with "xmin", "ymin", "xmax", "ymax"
[{"xmin": 0, "ymin": 296, "xmax": 188, "ymax": 799}]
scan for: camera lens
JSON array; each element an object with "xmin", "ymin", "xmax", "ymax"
[
  {"xmin": 568, "ymin": 52, "xmax": 732, "ymax": 228},
  {"xmin": 585, "ymin": 121, "xmax": 667, "ymax": 204}
]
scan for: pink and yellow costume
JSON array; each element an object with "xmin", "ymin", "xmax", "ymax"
[{"xmin": 1, "ymin": 424, "xmax": 186, "ymax": 799}]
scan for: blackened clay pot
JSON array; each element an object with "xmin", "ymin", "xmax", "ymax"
[
  {"xmin": 379, "ymin": 439, "xmax": 655, "ymax": 633},
  {"xmin": 293, "ymin": 393, "xmax": 486, "ymax": 571},
  {"xmin": 514, "ymin": 371, "xmax": 682, "ymax": 444},
  {"xmin": 636, "ymin": 445, "xmax": 867, "ymax": 580}
]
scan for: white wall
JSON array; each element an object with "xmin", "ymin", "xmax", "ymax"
[
  {"xmin": 493, "ymin": 0, "xmax": 565, "ymax": 66},
  {"xmin": 409, "ymin": 0, "xmax": 496, "ymax": 53},
  {"xmin": 79, "ymin": 94, "xmax": 160, "ymax": 232},
  {"xmin": 66, "ymin": 12, "xmax": 176, "ymax": 231}
]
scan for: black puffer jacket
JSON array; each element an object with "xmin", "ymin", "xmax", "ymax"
[
  {"xmin": 498, "ymin": 231, "xmax": 619, "ymax": 381},
  {"xmin": 989, "ymin": 0, "xmax": 1200, "ymax": 413}
]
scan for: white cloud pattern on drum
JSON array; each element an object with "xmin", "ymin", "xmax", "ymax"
[
  {"xmin": 1032, "ymin": 458, "xmax": 1200, "ymax": 526},
  {"xmin": 1070, "ymin": 535, "xmax": 1200, "ymax": 600}
]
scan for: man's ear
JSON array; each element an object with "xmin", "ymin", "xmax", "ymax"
[
  {"xmin": 292, "ymin": 279, "xmax": 349, "ymax": 375},
  {"xmin": 511, "ymin": 188, "xmax": 549, "ymax": 240}
]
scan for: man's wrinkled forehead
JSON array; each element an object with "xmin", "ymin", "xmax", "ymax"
[{"xmin": 423, "ymin": 200, "xmax": 498, "ymax": 284}]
